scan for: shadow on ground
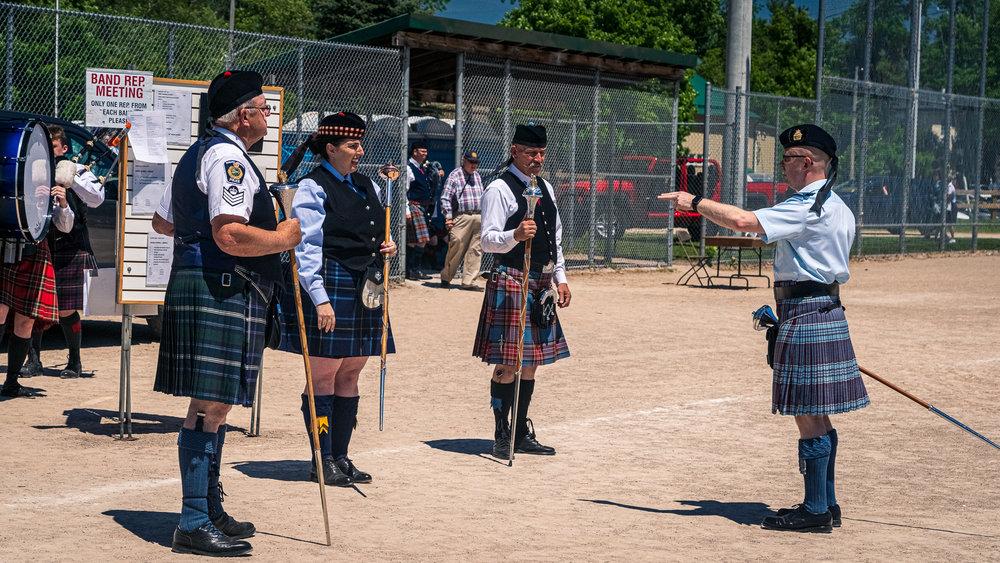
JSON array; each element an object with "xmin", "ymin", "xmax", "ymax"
[
  {"xmin": 31, "ymin": 408, "xmax": 244, "ymax": 437},
  {"xmin": 423, "ymin": 438, "xmax": 493, "ymax": 456},
  {"xmin": 579, "ymin": 499, "xmax": 772, "ymax": 526},
  {"xmin": 103, "ymin": 509, "xmax": 176, "ymax": 547},
  {"xmin": 231, "ymin": 459, "xmax": 308, "ymax": 483}
]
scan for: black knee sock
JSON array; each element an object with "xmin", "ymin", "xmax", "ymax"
[
  {"xmin": 59, "ymin": 312, "xmax": 82, "ymax": 364},
  {"xmin": 4, "ymin": 335, "xmax": 31, "ymax": 387},
  {"xmin": 30, "ymin": 332, "xmax": 42, "ymax": 359},
  {"xmin": 490, "ymin": 379, "xmax": 514, "ymax": 442},
  {"xmin": 331, "ymin": 395, "xmax": 359, "ymax": 460},
  {"xmin": 514, "ymin": 379, "xmax": 535, "ymax": 444},
  {"xmin": 301, "ymin": 393, "xmax": 334, "ymax": 458}
]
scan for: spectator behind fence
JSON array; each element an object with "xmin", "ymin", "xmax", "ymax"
[{"xmin": 439, "ymin": 150, "xmax": 485, "ymax": 291}]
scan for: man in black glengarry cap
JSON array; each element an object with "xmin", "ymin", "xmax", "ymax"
[
  {"xmin": 474, "ymin": 123, "xmax": 573, "ymax": 459},
  {"xmin": 661, "ymin": 123, "xmax": 868, "ymax": 534},
  {"xmin": 150, "ymin": 70, "xmax": 302, "ymax": 557}
]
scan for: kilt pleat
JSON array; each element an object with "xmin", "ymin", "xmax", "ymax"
[
  {"xmin": 278, "ymin": 257, "xmax": 394, "ymax": 359},
  {"xmin": 154, "ymin": 268, "xmax": 271, "ymax": 407},
  {"xmin": 51, "ymin": 247, "xmax": 97, "ymax": 311},
  {"xmin": 472, "ymin": 265, "xmax": 569, "ymax": 367},
  {"xmin": 771, "ymin": 287, "xmax": 870, "ymax": 416},
  {"xmin": 0, "ymin": 241, "xmax": 59, "ymax": 323}
]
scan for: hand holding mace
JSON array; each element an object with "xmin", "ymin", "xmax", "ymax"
[
  {"xmin": 271, "ymin": 176, "xmax": 332, "ymax": 546},
  {"xmin": 377, "ymin": 162, "xmax": 400, "ymax": 431},
  {"xmin": 509, "ymin": 176, "xmax": 544, "ymax": 467}
]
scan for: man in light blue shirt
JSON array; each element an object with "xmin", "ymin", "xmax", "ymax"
[{"xmin": 661, "ymin": 124, "xmax": 868, "ymax": 534}]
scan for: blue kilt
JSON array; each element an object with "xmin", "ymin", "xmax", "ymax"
[
  {"xmin": 771, "ymin": 287, "xmax": 870, "ymax": 416},
  {"xmin": 154, "ymin": 268, "xmax": 272, "ymax": 407},
  {"xmin": 279, "ymin": 257, "xmax": 395, "ymax": 359},
  {"xmin": 472, "ymin": 265, "xmax": 570, "ymax": 367}
]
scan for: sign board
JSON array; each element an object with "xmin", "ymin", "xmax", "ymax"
[
  {"xmin": 116, "ymin": 77, "xmax": 284, "ymax": 305},
  {"xmin": 85, "ymin": 68, "xmax": 154, "ymax": 127}
]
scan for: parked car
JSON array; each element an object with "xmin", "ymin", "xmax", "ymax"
[{"xmin": 837, "ymin": 175, "xmax": 942, "ymax": 236}]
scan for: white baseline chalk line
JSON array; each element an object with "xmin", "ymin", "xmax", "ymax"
[{"xmin": 3, "ymin": 395, "xmax": 755, "ymax": 508}]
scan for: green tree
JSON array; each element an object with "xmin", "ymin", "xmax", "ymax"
[
  {"xmin": 310, "ymin": 0, "xmax": 447, "ymax": 40},
  {"xmin": 751, "ymin": 0, "xmax": 817, "ymax": 98}
]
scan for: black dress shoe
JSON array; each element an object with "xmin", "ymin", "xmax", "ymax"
[
  {"xmin": 761, "ymin": 505, "xmax": 833, "ymax": 533},
  {"xmin": 309, "ymin": 456, "xmax": 353, "ymax": 487},
  {"xmin": 776, "ymin": 503, "xmax": 841, "ymax": 527},
  {"xmin": 212, "ymin": 513, "xmax": 256, "ymax": 540},
  {"xmin": 335, "ymin": 457, "xmax": 372, "ymax": 483},
  {"xmin": 416, "ymin": 269, "xmax": 432, "ymax": 280},
  {"xmin": 20, "ymin": 353, "xmax": 42, "ymax": 378},
  {"xmin": 60, "ymin": 361, "xmax": 82, "ymax": 379},
  {"xmin": 440, "ymin": 279, "xmax": 451, "ymax": 288},
  {"xmin": 171, "ymin": 522, "xmax": 252, "ymax": 556},
  {"xmin": 492, "ymin": 437, "xmax": 510, "ymax": 459},
  {"xmin": 515, "ymin": 434, "xmax": 556, "ymax": 455},
  {"xmin": 1, "ymin": 382, "xmax": 37, "ymax": 398},
  {"xmin": 406, "ymin": 271, "xmax": 419, "ymax": 281}
]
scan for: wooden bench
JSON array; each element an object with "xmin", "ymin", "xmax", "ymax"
[{"xmin": 956, "ymin": 190, "xmax": 1000, "ymax": 219}]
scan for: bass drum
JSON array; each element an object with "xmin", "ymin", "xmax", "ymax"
[{"xmin": 0, "ymin": 118, "xmax": 53, "ymax": 242}]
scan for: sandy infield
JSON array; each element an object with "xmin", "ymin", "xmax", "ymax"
[{"xmin": 1, "ymin": 253, "xmax": 998, "ymax": 561}]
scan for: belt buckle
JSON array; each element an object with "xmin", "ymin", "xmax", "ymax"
[{"xmin": 221, "ymin": 272, "xmax": 231, "ymax": 287}]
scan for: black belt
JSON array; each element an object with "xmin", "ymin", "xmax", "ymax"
[
  {"xmin": 774, "ymin": 281, "xmax": 839, "ymax": 300},
  {"xmin": 456, "ymin": 210, "xmax": 480, "ymax": 216}
]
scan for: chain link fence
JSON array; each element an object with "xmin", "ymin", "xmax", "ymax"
[
  {"xmin": 460, "ymin": 55, "xmax": 680, "ymax": 271},
  {"xmin": 1, "ymin": 3, "xmax": 407, "ymax": 277}
]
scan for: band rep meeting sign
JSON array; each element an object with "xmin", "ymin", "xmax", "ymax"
[{"xmin": 85, "ymin": 68, "xmax": 153, "ymax": 128}]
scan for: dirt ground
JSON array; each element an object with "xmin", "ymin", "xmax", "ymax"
[{"xmin": 1, "ymin": 253, "xmax": 998, "ymax": 562}]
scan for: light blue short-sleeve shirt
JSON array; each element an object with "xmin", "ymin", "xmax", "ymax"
[{"xmin": 752, "ymin": 179, "xmax": 856, "ymax": 284}]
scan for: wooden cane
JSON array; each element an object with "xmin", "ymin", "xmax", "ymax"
[
  {"xmin": 859, "ymin": 366, "xmax": 1000, "ymax": 450},
  {"xmin": 508, "ymin": 176, "xmax": 543, "ymax": 467},
  {"xmin": 378, "ymin": 163, "xmax": 400, "ymax": 431},
  {"xmin": 272, "ymin": 182, "xmax": 332, "ymax": 546}
]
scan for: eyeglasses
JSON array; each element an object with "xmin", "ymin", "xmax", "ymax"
[
  {"xmin": 244, "ymin": 105, "xmax": 271, "ymax": 116},
  {"xmin": 519, "ymin": 149, "xmax": 546, "ymax": 158},
  {"xmin": 781, "ymin": 154, "xmax": 808, "ymax": 163}
]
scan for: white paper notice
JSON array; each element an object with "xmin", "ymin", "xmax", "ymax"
[
  {"xmin": 128, "ymin": 111, "xmax": 169, "ymax": 163},
  {"xmin": 132, "ymin": 161, "xmax": 170, "ymax": 216},
  {"xmin": 146, "ymin": 232, "xmax": 173, "ymax": 287},
  {"xmin": 154, "ymin": 88, "xmax": 193, "ymax": 146}
]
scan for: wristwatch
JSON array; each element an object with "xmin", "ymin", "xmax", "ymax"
[{"xmin": 691, "ymin": 195, "xmax": 703, "ymax": 212}]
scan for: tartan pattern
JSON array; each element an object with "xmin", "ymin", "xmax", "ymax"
[
  {"xmin": 405, "ymin": 202, "xmax": 430, "ymax": 244},
  {"xmin": 51, "ymin": 247, "xmax": 98, "ymax": 311},
  {"xmin": 154, "ymin": 268, "xmax": 272, "ymax": 407},
  {"xmin": 279, "ymin": 257, "xmax": 394, "ymax": 359},
  {"xmin": 771, "ymin": 284, "xmax": 870, "ymax": 416},
  {"xmin": 473, "ymin": 265, "xmax": 570, "ymax": 366},
  {"xmin": 0, "ymin": 241, "xmax": 59, "ymax": 323}
]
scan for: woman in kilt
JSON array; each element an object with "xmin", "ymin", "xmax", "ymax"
[
  {"xmin": 475, "ymin": 124, "xmax": 572, "ymax": 459},
  {"xmin": 21, "ymin": 124, "xmax": 105, "ymax": 380},
  {"xmin": 279, "ymin": 111, "xmax": 397, "ymax": 487},
  {"xmin": 1, "ymin": 176, "xmax": 74, "ymax": 396},
  {"xmin": 661, "ymin": 124, "xmax": 869, "ymax": 534}
]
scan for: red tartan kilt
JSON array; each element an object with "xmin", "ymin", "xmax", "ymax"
[{"xmin": 0, "ymin": 241, "xmax": 59, "ymax": 323}]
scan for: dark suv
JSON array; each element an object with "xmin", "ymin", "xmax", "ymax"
[{"xmin": 0, "ymin": 110, "xmax": 118, "ymax": 267}]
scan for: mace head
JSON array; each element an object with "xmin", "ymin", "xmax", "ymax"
[
  {"xmin": 379, "ymin": 162, "xmax": 400, "ymax": 182},
  {"xmin": 524, "ymin": 175, "xmax": 543, "ymax": 217},
  {"xmin": 270, "ymin": 183, "xmax": 298, "ymax": 219}
]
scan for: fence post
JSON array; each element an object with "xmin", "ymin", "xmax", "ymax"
[
  {"xmin": 701, "ymin": 83, "xmax": 711, "ymax": 256},
  {"xmin": 569, "ymin": 119, "xmax": 576, "ymax": 246},
  {"xmin": 815, "ymin": 0, "xmax": 825, "ymax": 124},
  {"xmin": 54, "ymin": 4, "xmax": 60, "ymax": 117},
  {"xmin": 972, "ymin": 0, "xmax": 990, "ymax": 251},
  {"xmin": 399, "ymin": 45, "xmax": 410, "ymax": 280},
  {"xmin": 502, "ymin": 59, "xmax": 511, "ymax": 147},
  {"xmin": 5, "ymin": 8, "xmax": 12, "ymax": 110},
  {"xmin": 454, "ymin": 53, "xmax": 464, "ymax": 168},
  {"xmin": 666, "ymin": 79, "xmax": 679, "ymax": 267},
  {"xmin": 589, "ymin": 70, "xmax": 600, "ymax": 267}
]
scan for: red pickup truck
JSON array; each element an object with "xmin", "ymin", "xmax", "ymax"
[{"xmin": 556, "ymin": 156, "xmax": 789, "ymax": 241}]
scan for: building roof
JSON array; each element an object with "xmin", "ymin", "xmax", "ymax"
[{"xmin": 332, "ymin": 13, "xmax": 698, "ymax": 104}]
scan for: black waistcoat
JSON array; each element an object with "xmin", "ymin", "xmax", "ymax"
[
  {"xmin": 407, "ymin": 161, "xmax": 433, "ymax": 205},
  {"xmin": 172, "ymin": 131, "xmax": 281, "ymax": 282},
  {"xmin": 49, "ymin": 156, "xmax": 93, "ymax": 257},
  {"xmin": 496, "ymin": 170, "xmax": 557, "ymax": 271},
  {"xmin": 304, "ymin": 165, "xmax": 386, "ymax": 272}
]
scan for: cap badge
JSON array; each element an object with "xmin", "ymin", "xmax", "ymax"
[{"xmin": 793, "ymin": 129, "xmax": 803, "ymax": 141}]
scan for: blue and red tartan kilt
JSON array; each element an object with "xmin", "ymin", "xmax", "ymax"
[
  {"xmin": 153, "ymin": 267, "xmax": 272, "ymax": 407},
  {"xmin": 405, "ymin": 202, "xmax": 430, "ymax": 245},
  {"xmin": 473, "ymin": 265, "xmax": 569, "ymax": 367},
  {"xmin": 278, "ymin": 257, "xmax": 395, "ymax": 359},
  {"xmin": 51, "ymin": 246, "xmax": 98, "ymax": 311},
  {"xmin": 771, "ymin": 285, "xmax": 870, "ymax": 416},
  {"xmin": 0, "ymin": 241, "xmax": 59, "ymax": 323}
]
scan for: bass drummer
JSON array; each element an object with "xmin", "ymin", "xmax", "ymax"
[
  {"xmin": 0, "ymin": 128, "xmax": 76, "ymax": 397},
  {"xmin": 18, "ymin": 125, "xmax": 105, "ymax": 380}
]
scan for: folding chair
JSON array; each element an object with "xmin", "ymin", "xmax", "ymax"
[{"xmin": 675, "ymin": 229, "xmax": 712, "ymax": 286}]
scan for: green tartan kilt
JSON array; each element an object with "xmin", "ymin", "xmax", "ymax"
[{"xmin": 154, "ymin": 267, "xmax": 271, "ymax": 407}]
